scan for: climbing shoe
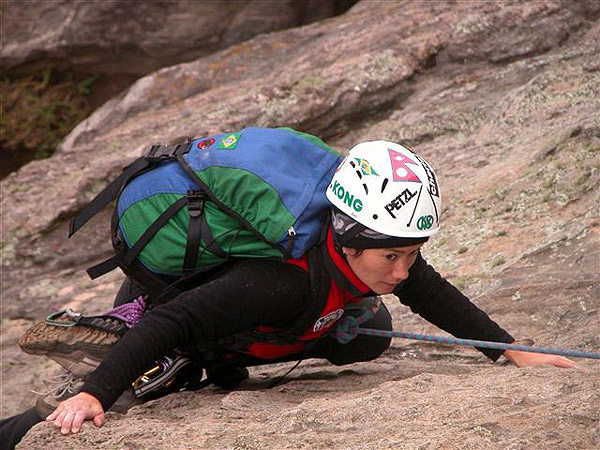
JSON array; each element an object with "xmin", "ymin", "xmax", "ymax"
[
  {"xmin": 19, "ymin": 297, "xmax": 147, "ymax": 376},
  {"xmin": 19, "ymin": 309, "xmax": 126, "ymax": 377},
  {"xmin": 132, "ymin": 354, "xmax": 205, "ymax": 400}
]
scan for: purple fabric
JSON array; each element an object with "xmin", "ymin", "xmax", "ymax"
[{"xmin": 103, "ymin": 295, "xmax": 148, "ymax": 328}]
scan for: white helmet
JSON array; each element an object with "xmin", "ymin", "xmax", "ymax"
[{"xmin": 326, "ymin": 141, "xmax": 441, "ymax": 246}]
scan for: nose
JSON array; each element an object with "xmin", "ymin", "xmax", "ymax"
[{"xmin": 391, "ymin": 257, "xmax": 410, "ymax": 282}]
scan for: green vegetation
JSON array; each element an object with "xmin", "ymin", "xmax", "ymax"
[{"xmin": 1, "ymin": 69, "xmax": 98, "ymax": 175}]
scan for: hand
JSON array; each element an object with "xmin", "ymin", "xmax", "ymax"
[
  {"xmin": 503, "ymin": 349, "xmax": 586, "ymax": 372},
  {"xmin": 46, "ymin": 392, "xmax": 105, "ymax": 435}
]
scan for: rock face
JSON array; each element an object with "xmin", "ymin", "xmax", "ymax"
[
  {"xmin": 1, "ymin": 0, "xmax": 356, "ymax": 77},
  {"xmin": 2, "ymin": 1, "xmax": 599, "ymax": 448}
]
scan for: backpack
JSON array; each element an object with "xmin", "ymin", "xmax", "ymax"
[{"xmin": 69, "ymin": 127, "xmax": 342, "ymax": 306}]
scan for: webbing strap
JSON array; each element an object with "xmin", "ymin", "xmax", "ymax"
[
  {"xmin": 183, "ymin": 191, "xmax": 204, "ymax": 274},
  {"xmin": 70, "ymin": 142, "xmax": 191, "ymax": 238},
  {"xmin": 87, "ymin": 254, "xmax": 121, "ymax": 280},
  {"xmin": 87, "ymin": 197, "xmax": 188, "ymax": 280},
  {"xmin": 200, "ymin": 214, "xmax": 227, "ymax": 258},
  {"xmin": 69, "ymin": 157, "xmax": 152, "ymax": 237},
  {"xmin": 123, "ymin": 196, "xmax": 188, "ymax": 266},
  {"xmin": 287, "ymin": 244, "xmax": 331, "ymax": 339},
  {"xmin": 320, "ymin": 240, "xmax": 362, "ymax": 297},
  {"xmin": 175, "ymin": 154, "xmax": 286, "ymax": 256}
]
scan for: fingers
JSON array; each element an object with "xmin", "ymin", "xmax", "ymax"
[
  {"xmin": 550, "ymin": 355, "xmax": 587, "ymax": 373},
  {"xmin": 504, "ymin": 350, "xmax": 587, "ymax": 372},
  {"xmin": 93, "ymin": 412, "xmax": 106, "ymax": 428},
  {"xmin": 46, "ymin": 405, "xmax": 61, "ymax": 422},
  {"xmin": 45, "ymin": 392, "xmax": 105, "ymax": 435}
]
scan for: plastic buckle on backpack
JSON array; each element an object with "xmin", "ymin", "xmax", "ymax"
[
  {"xmin": 147, "ymin": 143, "xmax": 191, "ymax": 161},
  {"xmin": 145, "ymin": 144, "xmax": 184, "ymax": 163},
  {"xmin": 187, "ymin": 190, "xmax": 205, "ymax": 218}
]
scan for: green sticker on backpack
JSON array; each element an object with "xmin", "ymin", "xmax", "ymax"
[{"xmin": 218, "ymin": 133, "xmax": 240, "ymax": 150}]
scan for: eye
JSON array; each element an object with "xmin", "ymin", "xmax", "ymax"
[
  {"xmin": 385, "ymin": 254, "xmax": 397, "ymax": 262},
  {"xmin": 405, "ymin": 250, "xmax": 419, "ymax": 260}
]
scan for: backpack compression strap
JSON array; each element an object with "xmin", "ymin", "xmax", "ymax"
[
  {"xmin": 69, "ymin": 143, "xmax": 191, "ymax": 238},
  {"xmin": 86, "ymin": 188, "xmax": 227, "ymax": 280}
]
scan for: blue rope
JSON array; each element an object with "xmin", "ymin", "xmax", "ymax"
[
  {"xmin": 357, "ymin": 328, "xmax": 600, "ymax": 360},
  {"xmin": 332, "ymin": 310, "xmax": 600, "ymax": 360}
]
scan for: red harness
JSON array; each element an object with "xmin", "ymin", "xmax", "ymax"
[{"xmin": 246, "ymin": 228, "xmax": 371, "ymax": 359}]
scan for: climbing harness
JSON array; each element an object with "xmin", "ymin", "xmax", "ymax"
[{"xmin": 332, "ymin": 299, "xmax": 600, "ymax": 360}]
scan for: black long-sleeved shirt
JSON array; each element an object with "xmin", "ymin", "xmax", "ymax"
[{"xmin": 82, "ymin": 253, "xmax": 513, "ymax": 411}]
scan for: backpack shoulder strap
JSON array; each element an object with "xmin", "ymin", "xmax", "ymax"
[{"xmin": 238, "ymin": 221, "xmax": 331, "ymax": 345}]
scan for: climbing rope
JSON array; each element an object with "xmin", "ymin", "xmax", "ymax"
[
  {"xmin": 332, "ymin": 305, "xmax": 600, "ymax": 360},
  {"xmin": 356, "ymin": 328, "xmax": 600, "ymax": 360}
]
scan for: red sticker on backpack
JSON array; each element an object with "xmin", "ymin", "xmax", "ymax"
[{"xmin": 197, "ymin": 138, "xmax": 215, "ymax": 149}]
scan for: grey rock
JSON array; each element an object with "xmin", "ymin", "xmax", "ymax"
[
  {"xmin": 3, "ymin": 1, "xmax": 600, "ymax": 448},
  {"xmin": 1, "ymin": 0, "xmax": 356, "ymax": 76}
]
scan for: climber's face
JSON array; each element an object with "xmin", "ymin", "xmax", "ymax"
[{"xmin": 343, "ymin": 243, "xmax": 423, "ymax": 294}]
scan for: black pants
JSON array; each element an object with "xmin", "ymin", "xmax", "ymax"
[
  {"xmin": 115, "ymin": 277, "xmax": 393, "ymax": 367},
  {"xmin": 0, "ymin": 408, "xmax": 43, "ymax": 450},
  {"xmin": 1, "ymin": 280, "xmax": 392, "ymax": 449}
]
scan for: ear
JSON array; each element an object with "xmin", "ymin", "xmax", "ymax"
[{"xmin": 342, "ymin": 247, "xmax": 360, "ymax": 257}]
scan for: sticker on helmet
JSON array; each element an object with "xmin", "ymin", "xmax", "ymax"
[
  {"xmin": 417, "ymin": 215, "xmax": 434, "ymax": 230},
  {"xmin": 355, "ymin": 158, "xmax": 379, "ymax": 176},
  {"xmin": 389, "ymin": 149, "xmax": 421, "ymax": 183},
  {"xmin": 414, "ymin": 154, "xmax": 439, "ymax": 197},
  {"xmin": 330, "ymin": 181, "xmax": 363, "ymax": 212},
  {"xmin": 384, "ymin": 188, "xmax": 417, "ymax": 218}
]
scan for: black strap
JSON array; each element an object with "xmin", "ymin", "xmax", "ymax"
[
  {"xmin": 147, "ymin": 143, "xmax": 190, "ymax": 158},
  {"xmin": 70, "ymin": 142, "xmax": 192, "ymax": 238},
  {"xmin": 69, "ymin": 157, "xmax": 153, "ymax": 237},
  {"xmin": 122, "ymin": 196, "xmax": 188, "ymax": 266},
  {"xmin": 235, "ymin": 237, "xmax": 331, "ymax": 345},
  {"xmin": 87, "ymin": 254, "xmax": 122, "ymax": 280},
  {"xmin": 174, "ymin": 154, "xmax": 287, "ymax": 256},
  {"xmin": 281, "ymin": 243, "xmax": 331, "ymax": 340},
  {"xmin": 86, "ymin": 198, "xmax": 188, "ymax": 280},
  {"xmin": 200, "ymin": 214, "xmax": 227, "ymax": 259},
  {"xmin": 183, "ymin": 191, "xmax": 204, "ymax": 274},
  {"xmin": 320, "ymin": 237, "xmax": 363, "ymax": 297}
]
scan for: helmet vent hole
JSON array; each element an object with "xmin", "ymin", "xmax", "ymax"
[
  {"xmin": 381, "ymin": 178, "xmax": 389, "ymax": 193},
  {"xmin": 372, "ymin": 214, "xmax": 378, "ymax": 220},
  {"xmin": 355, "ymin": 170, "xmax": 363, "ymax": 179},
  {"xmin": 349, "ymin": 160, "xmax": 356, "ymax": 168},
  {"xmin": 362, "ymin": 183, "xmax": 368, "ymax": 194}
]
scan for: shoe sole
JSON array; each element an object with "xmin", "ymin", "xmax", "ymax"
[{"xmin": 19, "ymin": 320, "xmax": 121, "ymax": 377}]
